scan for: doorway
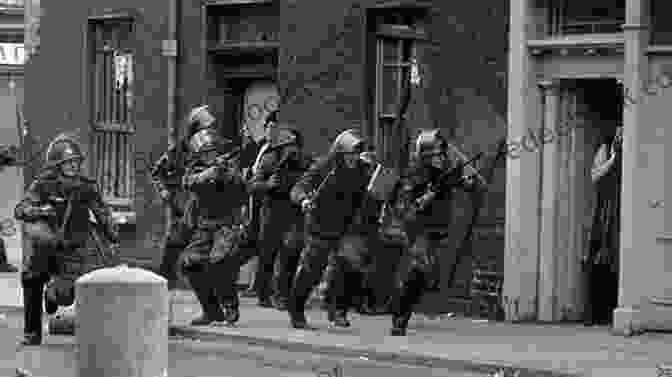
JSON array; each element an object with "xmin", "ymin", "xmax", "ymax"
[{"xmin": 539, "ymin": 78, "xmax": 622, "ymax": 324}]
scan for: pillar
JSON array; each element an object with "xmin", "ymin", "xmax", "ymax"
[
  {"xmin": 76, "ymin": 266, "xmax": 168, "ymax": 377},
  {"xmin": 537, "ymin": 80, "xmax": 560, "ymax": 322},
  {"xmin": 504, "ymin": 0, "xmax": 543, "ymax": 321},
  {"xmin": 613, "ymin": 0, "xmax": 648, "ymax": 336}
]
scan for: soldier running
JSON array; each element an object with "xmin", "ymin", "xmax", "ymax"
[
  {"xmin": 385, "ymin": 129, "xmax": 478, "ymax": 336},
  {"xmin": 288, "ymin": 128, "xmax": 373, "ymax": 329},
  {"xmin": 15, "ymin": 134, "xmax": 119, "ymax": 345},
  {"xmin": 248, "ymin": 127, "xmax": 309, "ymax": 310},
  {"xmin": 152, "ymin": 105, "xmax": 216, "ymax": 288},
  {"xmin": 179, "ymin": 128, "xmax": 248, "ymax": 326}
]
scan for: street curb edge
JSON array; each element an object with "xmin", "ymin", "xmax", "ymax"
[{"xmin": 169, "ymin": 325, "xmax": 583, "ymax": 377}]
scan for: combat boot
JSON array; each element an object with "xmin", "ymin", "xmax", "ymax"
[
  {"xmin": 390, "ymin": 313, "xmax": 410, "ymax": 336},
  {"xmin": 329, "ymin": 309, "xmax": 351, "ymax": 328},
  {"xmin": 288, "ymin": 267, "xmax": 315, "ymax": 329},
  {"xmin": 222, "ymin": 295, "xmax": 240, "ymax": 324}
]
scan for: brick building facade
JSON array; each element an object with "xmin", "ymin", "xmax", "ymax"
[{"xmin": 23, "ymin": 0, "xmax": 508, "ymax": 312}]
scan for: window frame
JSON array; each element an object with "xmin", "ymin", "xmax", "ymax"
[
  {"xmin": 546, "ymin": 0, "xmax": 625, "ymax": 36},
  {"xmin": 367, "ymin": 9, "xmax": 428, "ymax": 171},
  {"xmin": 87, "ymin": 15, "xmax": 136, "ymax": 207}
]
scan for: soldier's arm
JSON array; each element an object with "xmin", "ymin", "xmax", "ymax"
[
  {"xmin": 88, "ymin": 182, "xmax": 120, "ymax": 244},
  {"xmin": 149, "ymin": 152, "xmax": 172, "ymax": 196},
  {"xmin": 182, "ymin": 163, "xmax": 207, "ymax": 191},
  {"xmin": 247, "ymin": 152, "xmax": 275, "ymax": 194},
  {"xmin": 290, "ymin": 158, "xmax": 327, "ymax": 206},
  {"xmin": 14, "ymin": 181, "xmax": 50, "ymax": 222}
]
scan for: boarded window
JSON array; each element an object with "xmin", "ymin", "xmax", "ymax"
[{"xmin": 89, "ymin": 18, "xmax": 134, "ymax": 206}]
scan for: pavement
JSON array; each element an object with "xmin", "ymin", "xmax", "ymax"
[
  {"xmin": 167, "ymin": 290, "xmax": 672, "ymax": 377},
  {"xmin": 4, "ymin": 273, "xmax": 672, "ymax": 377}
]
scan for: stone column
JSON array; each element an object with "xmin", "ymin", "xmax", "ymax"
[
  {"xmin": 504, "ymin": 0, "xmax": 542, "ymax": 322},
  {"xmin": 537, "ymin": 80, "xmax": 560, "ymax": 322},
  {"xmin": 613, "ymin": 0, "xmax": 648, "ymax": 335}
]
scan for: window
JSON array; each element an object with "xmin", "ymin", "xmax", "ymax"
[
  {"xmin": 368, "ymin": 9, "xmax": 426, "ymax": 172},
  {"xmin": 547, "ymin": 0, "xmax": 625, "ymax": 36},
  {"xmin": 88, "ymin": 18, "xmax": 134, "ymax": 206},
  {"xmin": 651, "ymin": 0, "xmax": 672, "ymax": 45}
]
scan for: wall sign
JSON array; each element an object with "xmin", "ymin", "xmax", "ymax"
[{"xmin": 0, "ymin": 43, "xmax": 25, "ymax": 65}]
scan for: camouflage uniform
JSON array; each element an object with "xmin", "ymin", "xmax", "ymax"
[
  {"xmin": 288, "ymin": 129, "xmax": 372, "ymax": 329},
  {"xmin": 180, "ymin": 128, "xmax": 248, "ymax": 325},
  {"xmin": 247, "ymin": 128, "xmax": 308, "ymax": 309},
  {"xmin": 15, "ymin": 135, "xmax": 118, "ymax": 345},
  {"xmin": 153, "ymin": 105, "xmax": 218, "ymax": 287},
  {"xmin": 387, "ymin": 129, "xmax": 477, "ymax": 336}
]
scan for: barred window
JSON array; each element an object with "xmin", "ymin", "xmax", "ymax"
[
  {"xmin": 547, "ymin": 0, "xmax": 625, "ymax": 36},
  {"xmin": 368, "ymin": 9, "xmax": 426, "ymax": 172},
  {"xmin": 89, "ymin": 18, "xmax": 134, "ymax": 206}
]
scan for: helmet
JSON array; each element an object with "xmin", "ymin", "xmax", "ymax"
[
  {"xmin": 269, "ymin": 127, "xmax": 302, "ymax": 150},
  {"xmin": 45, "ymin": 134, "xmax": 85, "ymax": 168},
  {"xmin": 188, "ymin": 128, "xmax": 233, "ymax": 155},
  {"xmin": 330, "ymin": 129, "xmax": 366, "ymax": 154},
  {"xmin": 413, "ymin": 129, "xmax": 447, "ymax": 161},
  {"xmin": 187, "ymin": 105, "xmax": 215, "ymax": 128}
]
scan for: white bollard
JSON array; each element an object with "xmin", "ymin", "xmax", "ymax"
[{"xmin": 76, "ymin": 265, "xmax": 168, "ymax": 377}]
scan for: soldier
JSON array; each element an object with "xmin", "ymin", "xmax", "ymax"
[
  {"xmin": 288, "ymin": 128, "xmax": 372, "ymax": 329},
  {"xmin": 385, "ymin": 129, "xmax": 477, "ymax": 336},
  {"xmin": 152, "ymin": 105, "xmax": 216, "ymax": 288},
  {"xmin": 14, "ymin": 134, "xmax": 119, "ymax": 345},
  {"xmin": 248, "ymin": 127, "xmax": 308, "ymax": 310},
  {"xmin": 180, "ymin": 128, "xmax": 248, "ymax": 325}
]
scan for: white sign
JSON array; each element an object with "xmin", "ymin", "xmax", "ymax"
[{"xmin": 0, "ymin": 43, "xmax": 25, "ymax": 65}]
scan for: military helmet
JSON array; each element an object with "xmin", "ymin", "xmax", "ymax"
[
  {"xmin": 188, "ymin": 128, "xmax": 233, "ymax": 155},
  {"xmin": 330, "ymin": 128, "xmax": 366, "ymax": 154},
  {"xmin": 45, "ymin": 134, "xmax": 85, "ymax": 168},
  {"xmin": 187, "ymin": 105, "xmax": 215, "ymax": 128},
  {"xmin": 413, "ymin": 129, "xmax": 448, "ymax": 161}
]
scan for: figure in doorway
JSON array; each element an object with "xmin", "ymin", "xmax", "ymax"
[{"xmin": 584, "ymin": 126, "xmax": 622, "ymax": 326}]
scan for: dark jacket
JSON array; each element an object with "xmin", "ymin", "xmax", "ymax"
[
  {"xmin": 392, "ymin": 164, "xmax": 475, "ymax": 234},
  {"xmin": 182, "ymin": 155, "xmax": 247, "ymax": 227},
  {"xmin": 290, "ymin": 156, "xmax": 370, "ymax": 238},
  {"xmin": 15, "ymin": 170, "xmax": 119, "ymax": 246}
]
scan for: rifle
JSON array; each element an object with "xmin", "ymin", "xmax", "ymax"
[{"xmin": 407, "ymin": 151, "xmax": 484, "ymax": 218}]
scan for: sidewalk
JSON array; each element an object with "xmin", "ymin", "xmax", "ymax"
[{"xmin": 168, "ymin": 290, "xmax": 672, "ymax": 377}]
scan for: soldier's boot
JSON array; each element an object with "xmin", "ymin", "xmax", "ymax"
[
  {"xmin": 21, "ymin": 280, "xmax": 44, "ymax": 346},
  {"xmin": 327, "ymin": 258, "xmax": 350, "ymax": 328},
  {"xmin": 272, "ymin": 246, "xmax": 299, "ymax": 311},
  {"xmin": 389, "ymin": 270, "xmax": 424, "ymax": 336},
  {"xmin": 221, "ymin": 295, "xmax": 240, "ymax": 324},
  {"xmin": 187, "ymin": 272, "xmax": 225, "ymax": 325},
  {"xmin": 288, "ymin": 266, "xmax": 318, "ymax": 329}
]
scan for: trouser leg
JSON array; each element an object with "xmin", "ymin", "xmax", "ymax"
[
  {"xmin": 288, "ymin": 235, "xmax": 333, "ymax": 328},
  {"xmin": 159, "ymin": 220, "xmax": 191, "ymax": 288},
  {"xmin": 390, "ymin": 268, "xmax": 426, "ymax": 335},
  {"xmin": 21, "ymin": 277, "xmax": 47, "ymax": 345}
]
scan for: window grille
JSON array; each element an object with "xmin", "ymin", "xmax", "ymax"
[
  {"xmin": 89, "ymin": 18, "xmax": 134, "ymax": 206},
  {"xmin": 547, "ymin": 0, "xmax": 624, "ymax": 36}
]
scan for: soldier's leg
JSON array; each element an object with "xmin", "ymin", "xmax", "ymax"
[
  {"xmin": 273, "ymin": 221, "xmax": 303, "ymax": 310},
  {"xmin": 256, "ymin": 210, "xmax": 288, "ymax": 307},
  {"xmin": 327, "ymin": 234, "xmax": 366, "ymax": 326},
  {"xmin": 159, "ymin": 219, "xmax": 191, "ymax": 289},
  {"xmin": 20, "ymin": 237, "xmax": 55, "ymax": 345},
  {"xmin": 180, "ymin": 229, "xmax": 224, "ymax": 325},
  {"xmin": 390, "ymin": 235, "xmax": 430, "ymax": 336},
  {"xmin": 288, "ymin": 235, "xmax": 333, "ymax": 329},
  {"xmin": 209, "ymin": 225, "xmax": 257, "ymax": 324}
]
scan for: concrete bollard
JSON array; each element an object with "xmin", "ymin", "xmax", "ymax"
[{"xmin": 76, "ymin": 265, "xmax": 168, "ymax": 377}]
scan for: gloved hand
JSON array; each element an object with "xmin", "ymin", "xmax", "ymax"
[
  {"xmin": 301, "ymin": 198, "xmax": 314, "ymax": 213},
  {"xmin": 267, "ymin": 174, "xmax": 281, "ymax": 189}
]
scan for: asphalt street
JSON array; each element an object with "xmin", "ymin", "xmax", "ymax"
[{"xmin": 0, "ymin": 311, "xmax": 490, "ymax": 377}]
